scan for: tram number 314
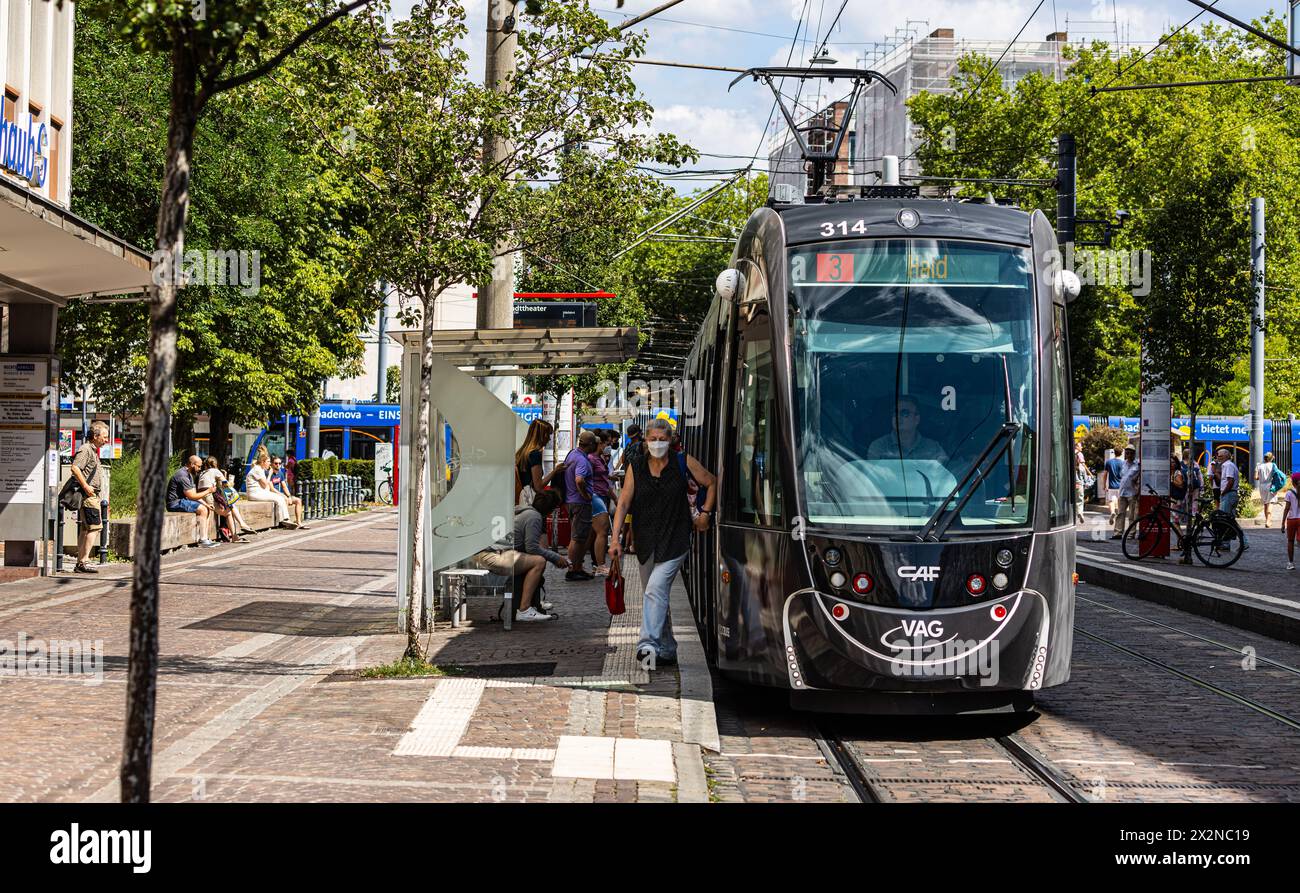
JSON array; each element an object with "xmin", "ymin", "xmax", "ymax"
[{"xmin": 818, "ymin": 219, "xmax": 867, "ymax": 237}]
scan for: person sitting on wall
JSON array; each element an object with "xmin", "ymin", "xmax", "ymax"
[
  {"xmin": 166, "ymin": 455, "xmax": 219, "ymax": 548},
  {"xmin": 269, "ymin": 455, "xmax": 307, "ymax": 527}
]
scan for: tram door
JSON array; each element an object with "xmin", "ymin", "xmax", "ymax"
[{"xmin": 720, "ymin": 274, "xmax": 788, "ymax": 669}]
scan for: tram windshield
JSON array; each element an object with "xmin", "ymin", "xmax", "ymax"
[{"xmin": 789, "ymin": 238, "xmax": 1037, "ymax": 532}]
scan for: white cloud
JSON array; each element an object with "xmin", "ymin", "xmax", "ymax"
[{"xmin": 650, "ymin": 103, "xmax": 767, "ymax": 161}]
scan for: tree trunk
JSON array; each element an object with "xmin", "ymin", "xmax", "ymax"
[
  {"xmin": 170, "ymin": 411, "xmax": 193, "ymax": 461},
  {"xmin": 121, "ymin": 43, "xmax": 198, "ymax": 804},
  {"xmin": 403, "ymin": 299, "xmax": 435, "ymax": 661},
  {"xmin": 208, "ymin": 406, "xmax": 231, "ymax": 464}
]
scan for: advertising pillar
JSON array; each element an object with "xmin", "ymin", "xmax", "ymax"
[{"xmin": 1139, "ymin": 353, "xmax": 1172, "ymax": 557}]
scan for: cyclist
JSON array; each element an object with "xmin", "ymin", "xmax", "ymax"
[{"xmin": 1283, "ymin": 472, "xmax": 1300, "ymax": 571}]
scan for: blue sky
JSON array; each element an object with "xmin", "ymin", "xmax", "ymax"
[{"xmin": 391, "ymin": 1, "xmax": 1284, "ymax": 184}]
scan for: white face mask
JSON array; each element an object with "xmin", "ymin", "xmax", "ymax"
[{"xmin": 647, "ymin": 440, "xmax": 670, "ymax": 458}]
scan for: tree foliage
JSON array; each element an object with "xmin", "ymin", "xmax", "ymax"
[
  {"xmin": 61, "ymin": 1, "xmax": 374, "ymax": 445},
  {"xmin": 908, "ymin": 15, "xmax": 1300, "ymax": 416}
]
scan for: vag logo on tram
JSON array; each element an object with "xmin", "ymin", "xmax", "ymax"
[
  {"xmin": 897, "ymin": 565, "xmax": 941, "ymax": 581},
  {"xmin": 900, "ymin": 620, "xmax": 945, "ymax": 638}
]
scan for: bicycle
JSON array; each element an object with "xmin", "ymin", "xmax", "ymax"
[
  {"xmin": 1121, "ymin": 486, "xmax": 1244, "ymax": 568},
  {"xmin": 377, "ymin": 462, "xmax": 394, "ymax": 505}
]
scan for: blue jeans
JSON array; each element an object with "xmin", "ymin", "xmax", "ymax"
[
  {"xmin": 637, "ymin": 551, "xmax": 686, "ymax": 662},
  {"xmin": 1219, "ymin": 491, "xmax": 1248, "ymax": 545}
]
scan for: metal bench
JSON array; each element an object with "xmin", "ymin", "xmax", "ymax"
[{"xmin": 438, "ymin": 566, "xmax": 516, "ymax": 630}]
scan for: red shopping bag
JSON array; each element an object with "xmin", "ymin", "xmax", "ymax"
[{"xmin": 605, "ymin": 563, "xmax": 625, "ymax": 615}]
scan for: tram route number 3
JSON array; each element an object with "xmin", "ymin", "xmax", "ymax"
[{"xmin": 816, "ymin": 252, "xmax": 854, "ymax": 282}]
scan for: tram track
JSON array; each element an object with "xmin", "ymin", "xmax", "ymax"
[
  {"xmin": 813, "ymin": 724, "xmax": 884, "ymax": 803},
  {"xmin": 815, "ymin": 723, "xmax": 1088, "ymax": 804},
  {"xmin": 1075, "ymin": 626, "xmax": 1300, "ymax": 732},
  {"xmin": 1076, "ymin": 594, "xmax": 1300, "ymax": 679}
]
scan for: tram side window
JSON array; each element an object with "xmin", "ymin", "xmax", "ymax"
[
  {"xmin": 730, "ymin": 315, "xmax": 783, "ymax": 526},
  {"xmin": 1049, "ymin": 305, "xmax": 1072, "ymax": 525}
]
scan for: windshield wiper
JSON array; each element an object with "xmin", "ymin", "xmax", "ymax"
[{"xmin": 912, "ymin": 421, "xmax": 1021, "ymax": 542}]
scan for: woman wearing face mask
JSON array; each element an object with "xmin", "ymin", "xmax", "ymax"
[{"xmin": 609, "ymin": 417, "xmax": 717, "ymax": 668}]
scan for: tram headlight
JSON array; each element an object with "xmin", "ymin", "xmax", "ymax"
[
  {"xmin": 966, "ymin": 574, "xmax": 987, "ymax": 596},
  {"xmin": 851, "ymin": 573, "xmax": 874, "ymax": 595},
  {"xmin": 995, "ymin": 548, "xmax": 1014, "ymax": 568},
  {"xmin": 897, "ymin": 207, "xmax": 920, "ymax": 229},
  {"xmin": 992, "ymin": 573, "xmax": 1009, "ymax": 590},
  {"xmin": 823, "ymin": 547, "xmax": 842, "ymax": 567},
  {"xmin": 829, "ymin": 571, "xmax": 847, "ymax": 589}
]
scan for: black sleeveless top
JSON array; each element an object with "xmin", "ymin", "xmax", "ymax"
[{"xmin": 630, "ymin": 449, "xmax": 692, "ymax": 563}]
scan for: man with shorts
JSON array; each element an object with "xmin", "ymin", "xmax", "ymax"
[
  {"xmin": 1215, "ymin": 448, "xmax": 1248, "ymax": 551},
  {"xmin": 167, "ymin": 455, "xmax": 218, "ymax": 548},
  {"xmin": 67, "ymin": 422, "xmax": 110, "ymax": 573},
  {"xmin": 563, "ymin": 430, "xmax": 598, "ymax": 581}
]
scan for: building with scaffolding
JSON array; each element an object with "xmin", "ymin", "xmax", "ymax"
[{"xmin": 768, "ymin": 17, "xmax": 1145, "ymax": 194}]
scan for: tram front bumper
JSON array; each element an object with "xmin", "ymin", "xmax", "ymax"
[{"xmin": 781, "ymin": 588, "xmax": 1050, "ymax": 693}]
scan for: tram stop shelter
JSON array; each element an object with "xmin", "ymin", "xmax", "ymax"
[
  {"xmin": 0, "ymin": 178, "xmax": 153, "ymax": 579},
  {"xmin": 389, "ymin": 326, "xmax": 639, "ymax": 628}
]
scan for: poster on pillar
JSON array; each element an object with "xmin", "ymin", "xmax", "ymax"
[
  {"xmin": 0, "ymin": 359, "xmax": 50, "ymax": 509},
  {"xmin": 1140, "ymin": 354, "xmax": 1172, "ymax": 557},
  {"xmin": 1140, "ymin": 386, "xmax": 1171, "ymax": 495}
]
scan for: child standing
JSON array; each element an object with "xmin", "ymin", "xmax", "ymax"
[{"xmin": 1283, "ymin": 473, "xmax": 1300, "ymax": 572}]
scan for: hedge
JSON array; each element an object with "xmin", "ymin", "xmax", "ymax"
[
  {"xmin": 339, "ymin": 459, "xmax": 375, "ymax": 493},
  {"xmin": 293, "ymin": 457, "xmax": 374, "ymax": 494},
  {"xmin": 294, "ymin": 458, "xmax": 338, "ymax": 481}
]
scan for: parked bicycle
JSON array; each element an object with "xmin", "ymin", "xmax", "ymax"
[
  {"xmin": 377, "ymin": 462, "xmax": 394, "ymax": 505},
  {"xmin": 1122, "ymin": 485, "xmax": 1245, "ymax": 568}
]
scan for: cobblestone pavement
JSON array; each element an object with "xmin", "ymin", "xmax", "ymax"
[
  {"xmin": 4, "ymin": 506, "xmax": 1296, "ymax": 803},
  {"xmin": 1076, "ymin": 509, "xmax": 1299, "ymax": 606},
  {"xmin": 704, "ymin": 580, "xmax": 1300, "ymax": 803},
  {"xmin": 0, "ymin": 508, "xmax": 711, "ymax": 803}
]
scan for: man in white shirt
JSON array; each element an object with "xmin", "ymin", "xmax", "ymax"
[
  {"xmin": 866, "ymin": 395, "xmax": 949, "ymax": 463},
  {"xmin": 1216, "ymin": 448, "xmax": 1248, "ymax": 549},
  {"xmin": 1111, "ymin": 446, "xmax": 1140, "ymax": 539}
]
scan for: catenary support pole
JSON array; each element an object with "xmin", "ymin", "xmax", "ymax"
[
  {"xmin": 376, "ymin": 281, "xmax": 389, "ymax": 403},
  {"xmin": 1250, "ymin": 197, "xmax": 1265, "ymax": 478},
  {"xmin": 1056, "ymin": 133, "xmax": 1076, "ymax": 247}
]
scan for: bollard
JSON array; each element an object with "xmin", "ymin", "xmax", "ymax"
[
  {"xmin": 99, "ymin": 499, "xmax": 109, "ymax": 564},
  {"xmin": 54, "ymin": 503, "xmax": 65, "ymax": 573}
]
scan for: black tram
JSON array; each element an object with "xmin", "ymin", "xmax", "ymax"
[{"xmin": 680, "ymin": 195, "xmax": 1079, "ymax": 713}]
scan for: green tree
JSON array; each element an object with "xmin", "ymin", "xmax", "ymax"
[
  {"xmin": 908, "ymin": 16, "xmax": 1300, "ymax": 415},
  {"xmin": 306, "ymin": 1, "xmax": 690, "ymax": 659},
  {"xmin": 385, "ymin": 365, "xmax": 401, "ymax": 405},
  {"xmin": 1139, "ymin": 167, "xmax": 1252, "ymax": 434},
  {"xmin": 61, "ymin": 4, "xmax": 374, "ymax": 458},
  {"xmin": 96, "ymin": 0, "xmax": 378, "ymax": 803}
]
